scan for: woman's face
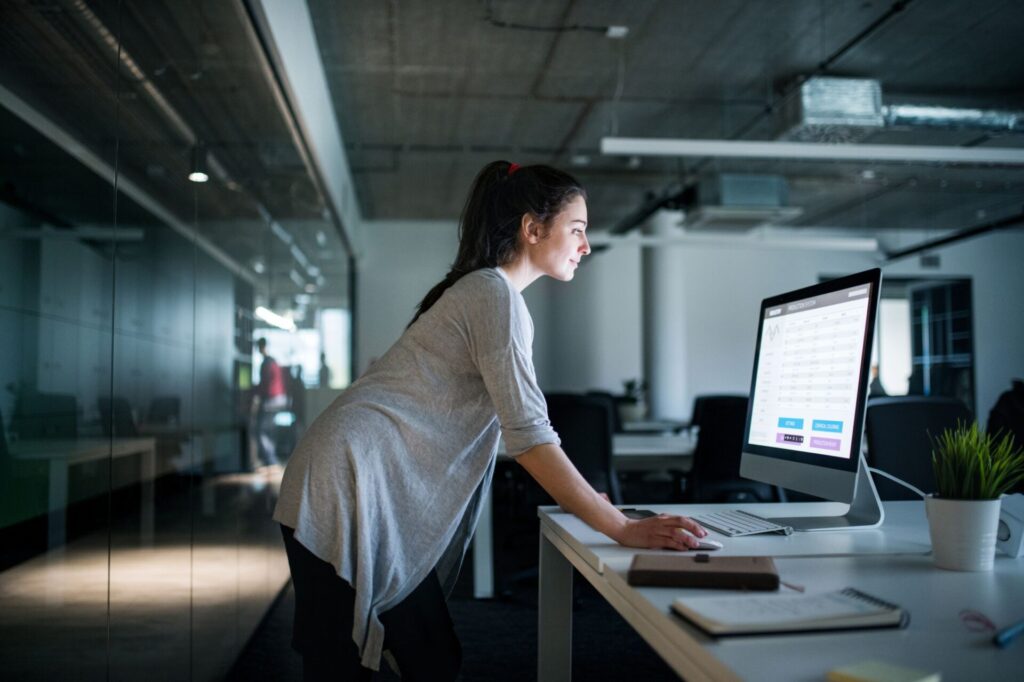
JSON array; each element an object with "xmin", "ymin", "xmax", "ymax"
[{"xmin": 525, "ymin": 194, "xmax": 590, "ymax": 281}]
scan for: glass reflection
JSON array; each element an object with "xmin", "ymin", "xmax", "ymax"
[{"xmin": 1, "ymin": 1, "xmax": 350, "ymax": 679}]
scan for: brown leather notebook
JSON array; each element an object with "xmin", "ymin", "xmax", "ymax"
[{"xmin": 627, "ymin": 554, "xmax": 779, "ymax": 590}]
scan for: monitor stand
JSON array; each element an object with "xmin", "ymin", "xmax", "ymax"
[{"xmin": 766, "ymin": 453, "xmax": 885, "ymax": 532}]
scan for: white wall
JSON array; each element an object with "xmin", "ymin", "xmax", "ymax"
[
  {"xmin": 356, "ymin": 220, "xmax": 458, "ymax": 373},
  {"xmin": 353, "ymin": 218, "xmax": 643, "ymax": 391},
  {"xmin": 355, "ymin": 220, "xmax": 1024, "ymax": 427},
  {"xmin": 883, "ymin": 230, "xmax": 1024, "ymax": 426},
  {"xmin": 539, "ymin": 242, "xmax": 874, "ymax": 418},
  {"xmin": 530, "ymin": 244, "xmax": 643, "ymax": 393}
]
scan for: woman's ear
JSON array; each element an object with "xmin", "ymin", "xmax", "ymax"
[{"xmin": 520, "ymin": 213, "xmax": 542, "ymax": 245}]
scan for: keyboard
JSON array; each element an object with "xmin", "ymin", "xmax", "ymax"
[{"xmin": 692, "ymin": 509, "xmax": 793, "ymax": 537}]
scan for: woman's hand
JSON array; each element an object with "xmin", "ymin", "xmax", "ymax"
[{"xmin": 616, "ymin": 514, "xmax": 707, "ymax": 551}]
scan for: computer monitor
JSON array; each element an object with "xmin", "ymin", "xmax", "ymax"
[{"xmin": 739, "ymin": 268, "xmax": 884, "ymax": 531}]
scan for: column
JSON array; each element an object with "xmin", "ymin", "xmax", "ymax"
[{"xmin": 642, "ymin": 209, "xmax": 688, "ymax": 420}]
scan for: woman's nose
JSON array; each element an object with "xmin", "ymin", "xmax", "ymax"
[{"xmin": 580, "ymin": 236, "xmax": 591, "ymax": 255}]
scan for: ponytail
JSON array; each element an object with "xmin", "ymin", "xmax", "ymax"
[{"xmin": 408, "ymin": 160, "xmax": 585, "ymax": 326}]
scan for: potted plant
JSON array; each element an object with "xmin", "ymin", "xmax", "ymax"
[
  {"xmin": 619, "ymin": 378, "xmax": 648, "ymax": 423},
  {"xmin": 927, "ymin": 422, "xmax": 1024, "ymax": 571}
]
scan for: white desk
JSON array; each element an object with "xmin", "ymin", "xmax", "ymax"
[
  {"xmin": 9, "ymin": 438, "xmax": 157, "ymax": 548},
  {"xmin": 538, "ymin": 501, "xmax": 1024, "ymax": 681},
  {"xmin": 473, "ymin": 434, "xmax": 695, "ymax": 598}
]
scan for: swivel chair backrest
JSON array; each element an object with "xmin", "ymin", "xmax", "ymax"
[
  {"xmin": 12, "ymin": 392, "xmax": 78, "ymax": 439},
  {"xmin": 686, "ymin": 395, "xmax": 776, "ymax": 503},
  {"xmin": 98, "ymin": 397, "xmax": 139, "ymax": 438},
  {"xmin": 865, "ymin": 396, "xmax": 972, "ymax": 500},
  {"xmin": 546, "ymin": 393, "xmax": 621, "ymax": 504}
]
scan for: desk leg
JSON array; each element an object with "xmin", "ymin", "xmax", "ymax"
[
  {"xmin": 140, "ymin": 446, "xmax": 155, "ymax": 546},
  {"xmin": 202, "ymin": 431, "xmax": 216, "ymax": 516},
  {"xmin": 47, "ymin": 459, "xmax": 69, "ymax": 550},
  {"xmin": 472, "ymin": 487, "xmax": 494, "ymax": 599},
  {"xmin": 538, "ymin": 529, "xmax": 573, "ymax": 682}
]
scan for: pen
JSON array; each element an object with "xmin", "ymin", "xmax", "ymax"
[{"xmin": 993, "ymin": 616, "xmax": 1024, "ymax": 648}]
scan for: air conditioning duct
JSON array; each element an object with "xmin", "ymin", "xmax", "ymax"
[
  {"xmin": 684, "ymin": 174, "xmax": 802, "ymax": 232},
  {"xmin": 778, "ymin": 77, "xmax": 1024, "ymax": 141}
]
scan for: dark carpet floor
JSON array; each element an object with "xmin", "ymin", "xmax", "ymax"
[
  {"xmin": 227, "ymin": 568, "xmax": 681, "ymax": 681},
  {"xmin": 229, "ymin": 471, "xmax": 685, "ymax": 680}
]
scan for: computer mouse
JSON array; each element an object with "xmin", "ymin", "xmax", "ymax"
[{"xmin": 693, "ymin": 539, "xmax": 724, "ymax": 551}]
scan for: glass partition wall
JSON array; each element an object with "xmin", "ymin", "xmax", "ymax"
[{"xmin": 0, "ymin": 2, "xmax": 351, "ymax": 678}]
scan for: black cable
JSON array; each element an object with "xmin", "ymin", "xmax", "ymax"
[
  {"xmin": 884, "ymin": 208, "xmax": 1024, "ymax": 261},
  {"xmin": 484, "ymin": 0, "xmax": 608, "ymax": 34}
]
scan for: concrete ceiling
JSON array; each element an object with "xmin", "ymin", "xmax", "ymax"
[
  {"xmin": 310, "ymin": 0, "xmax": 1024, "ymax": 234},
  {"xmin": 1, "ymin": 0, "xmax": 1022, "ymax": 284}
]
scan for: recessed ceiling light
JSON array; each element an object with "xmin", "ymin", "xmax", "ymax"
[{"xmin": 188, "ymin": 144, "xmax": 208, "ymax": 183}]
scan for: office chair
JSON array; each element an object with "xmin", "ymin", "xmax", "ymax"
[
  {"xmin": 865, "ymin": 396, "xmax": 973, "ymax": 500},
  {"xmin": 546, "ymin": 393, "xmax": 622, "ymax": 504},
  {"xmin": 12, "ymin": 392, "xmax": 78, "ymax": 439},
  {"xmin": 688, "ymin": 394, "xmax": 747, "ymax": 433},
  {"xmin": 493, "ymin": 393, "xmax": 620, "ymax": 595},
  {"xmin": 683, "ymin": 395, "xmax": 779, "ymax": 503},
  {"xmin": 585, "ymin": 390, "xmax": 624, "ymax": 433},
  {"xmin": 98, "ymin": 397, "xmax": 140, "ymax": 437},
  {"xmin": 0, "ymin": 406, "xmax": 8, "ymax": 458},
  {"xmin": 147, "ymin": 396, "xmax": 181, "ymax": 425}
]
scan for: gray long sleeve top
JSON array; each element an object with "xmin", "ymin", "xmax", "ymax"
[{"xmin": 272, "ymin": 267, "xmax": 559, "ymax": 669}]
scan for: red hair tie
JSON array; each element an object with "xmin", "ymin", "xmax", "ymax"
[{"xmin": 508, "ymin": 163, "xmax": 521, "ymax": 176}]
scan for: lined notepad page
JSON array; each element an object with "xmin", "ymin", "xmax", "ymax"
[{"xmin": 678, "ymin": 591, "xmax": 890, "ymax": 626}]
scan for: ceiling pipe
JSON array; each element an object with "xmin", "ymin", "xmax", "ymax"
[
  {"xmin": 882, "ymin": 104, "xmax": 1022, "ymax": 132},
  {"xmin": 610, "ymin": 184, "xmax": 696, "ymax": 235},
  {"xmin": 884, "ymin": 208, "xmax": 1024, "ymax": 261},
  {"xmin": 590, "ymin": 232, "xmax": 880, "ymax": 253}
]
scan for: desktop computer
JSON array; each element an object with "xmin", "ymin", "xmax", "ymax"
[{"xmin": 735, "ymin": 268, "xmax": 884, "ymax": 532}]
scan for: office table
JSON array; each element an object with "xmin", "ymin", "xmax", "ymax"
[
  {"xmin": 473, "ymin": 434, "xmax": 695, "ymax": 598},
  {"xmin": 9, "ymin": 438, "xmax": 157, "ymax": 549},
  {"xmin": 538, "ymin": 501, "xmax": 1024, "ymax": 681}
]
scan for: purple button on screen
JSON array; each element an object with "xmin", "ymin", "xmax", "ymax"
[{"xmin": 810, "ymin": 436, "xmax": 841, "ymax": 451}]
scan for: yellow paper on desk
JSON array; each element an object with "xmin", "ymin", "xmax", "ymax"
[{"xmin": 827, "ymin": 660, "xmax": 939, "ymax": 682}]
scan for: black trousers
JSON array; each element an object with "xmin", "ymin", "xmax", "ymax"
[{"xmin": 280, "ymin": 525, "xmax": 461, "ymax": 681}]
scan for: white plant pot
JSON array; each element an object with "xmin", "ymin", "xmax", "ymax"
[
  {"xmin": 925, "ymin": 495, "xmax": 1002, "ymax": 571},
  {"xmin": 618, "ymin": 402, "xmax": 646, "ymax": 423}
]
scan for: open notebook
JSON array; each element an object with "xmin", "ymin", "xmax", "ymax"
[{"xmin": 671, "ymin": 587, "xmax": 907, "ymax": 636}]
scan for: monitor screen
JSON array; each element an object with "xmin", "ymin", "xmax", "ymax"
[
  {"xmin": 740, "ymin": 269, "xmax": 882, "ymax": 525},
  {"xmin": 747, "ymin": 280, "xmax": 873, "ymax": 464}
]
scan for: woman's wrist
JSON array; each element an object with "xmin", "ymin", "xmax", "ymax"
[{"xmin": 605, "ymin": 509, "xmax": 631, "ymax": 544}]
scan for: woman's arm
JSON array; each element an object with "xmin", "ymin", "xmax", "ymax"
[{"xmin": 515, "ymin": 443, "xmax": 706, "ymax": 550}]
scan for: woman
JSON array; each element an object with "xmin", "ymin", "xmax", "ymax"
[{"xmin": 274, "ymin": 161, "xmax": 706, "ymax": 680}]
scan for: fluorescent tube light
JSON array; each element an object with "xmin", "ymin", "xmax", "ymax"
[
  {"xmin": 255, "ymin": 306, "xmax": 296, "ymax": 331},
  {"xmin": 601, "ymin": 137, "xmax": 1024, "ymax": 165}
]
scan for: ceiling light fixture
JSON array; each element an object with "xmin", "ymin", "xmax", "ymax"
[
  {"xmin": 188, "ymin": 144, "xmax": 209, "ymax": 183},
  {"xmin": 255, "ymin": 306, "xmax": 295, "ymax": 332},
  {"xmin": 601, "ymin": 137, "xmax": 1024, "ymax": 165}
]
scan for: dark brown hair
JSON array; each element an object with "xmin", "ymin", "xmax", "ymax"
[{"xmin": 409, "ymin": 160, "xmax": 586, "ymax": 326}]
